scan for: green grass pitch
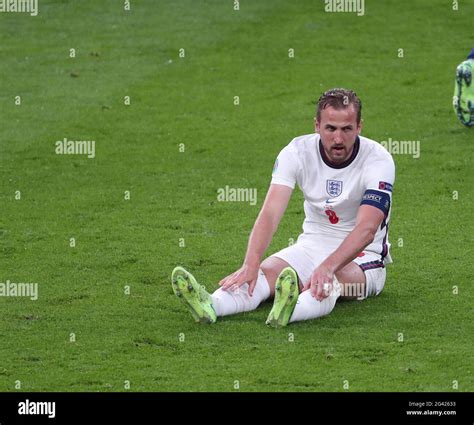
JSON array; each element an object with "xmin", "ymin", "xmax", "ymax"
[{"xmin": 0, "ymin": 0, "xmax": 472, "ymax": 392}]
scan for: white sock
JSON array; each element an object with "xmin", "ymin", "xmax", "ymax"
[
  {"xmin": 211, "ymin": 269, "xmax": 271, "ymax": 317},
  {"xmin": 289, "ymin": 279, "xmax": 341, "ymax": 323}
]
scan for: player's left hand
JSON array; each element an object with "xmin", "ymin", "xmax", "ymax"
[{"xmin": 303, "ymin": 264, "xmax": 335, "ymax": 301}]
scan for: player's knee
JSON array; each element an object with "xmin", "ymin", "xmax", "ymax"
[
  {"xmin": 364, "ymin": 267, "xmax": 386, "ymax": 297},
  {"xmin": 336, "ymin": 262, "xmax": 366, "ymax": 300}
]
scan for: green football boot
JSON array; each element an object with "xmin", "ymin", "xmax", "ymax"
[
  {"xmin": 171, "ymin": 266, "xmax": 217, "ymax": 324},
  {"xmin": 453, "ymin": 53, "xmax": 474, "ymax": 127},
  {"xmin": 266, "ymin": 267, "xmax": 299, "ymax": 328}
]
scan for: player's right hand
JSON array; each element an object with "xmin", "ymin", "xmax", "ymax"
[{"xmin": 218, "ymin": 264, "xmax": 260, "ymax": 297}]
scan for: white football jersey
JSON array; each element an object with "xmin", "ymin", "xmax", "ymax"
[{"xmin": 271, "ymin": 133, "xmax": 395, "ymax": 264}]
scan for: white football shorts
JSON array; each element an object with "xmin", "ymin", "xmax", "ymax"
[{"xmin": 270, "ymin": 234, "xmax": 386, "ymax": 299}]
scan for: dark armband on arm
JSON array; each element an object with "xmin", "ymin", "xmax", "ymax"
[{"xmin": 360, "ymin": 189, "xmax": 391, "ymax": 215}]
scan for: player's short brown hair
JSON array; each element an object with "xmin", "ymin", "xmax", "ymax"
[{"xmin": 316, "ymin": 88, "xmax": 362, "ymax": 124}]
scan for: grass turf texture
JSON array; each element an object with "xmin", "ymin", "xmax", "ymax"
[{"xmin": 0, "ymin": 0, "xmax": 473, "ymax": 392}]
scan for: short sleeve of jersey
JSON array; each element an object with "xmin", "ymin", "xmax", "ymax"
[
  {"xmin": 361, "ymin": 154, "xmax": 395, "ymax": 215},
  {"xmin": 270, "ymin": 144, "xmax": 300, "ymax": 189}
]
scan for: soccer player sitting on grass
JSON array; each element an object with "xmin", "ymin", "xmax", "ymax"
[{"xmin": 171, "ymin": 88, "xmax": 395, "ymax": 327}]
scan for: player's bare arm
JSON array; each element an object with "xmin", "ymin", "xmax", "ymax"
[
  {"xmin": 219, "ymin": 184, "xmax": 293, "ymax": 296},
  {"xmin": 306, "ymin": 204, "xmax": 384, "ymax": 300}
]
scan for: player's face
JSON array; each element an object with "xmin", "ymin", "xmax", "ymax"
[{"xmin": 316, "ymin": 106, "xmax": 361, "ymax": 165}]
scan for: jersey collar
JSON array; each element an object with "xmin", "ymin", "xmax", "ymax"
[{"xmin": 318, "ymin": 136, "xmax": 360, "ymax": 169}]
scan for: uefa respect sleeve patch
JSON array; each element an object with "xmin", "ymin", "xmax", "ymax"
[{"xmin": 360, "ymin": 189, "xmax": 391, "ymax": 215}]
